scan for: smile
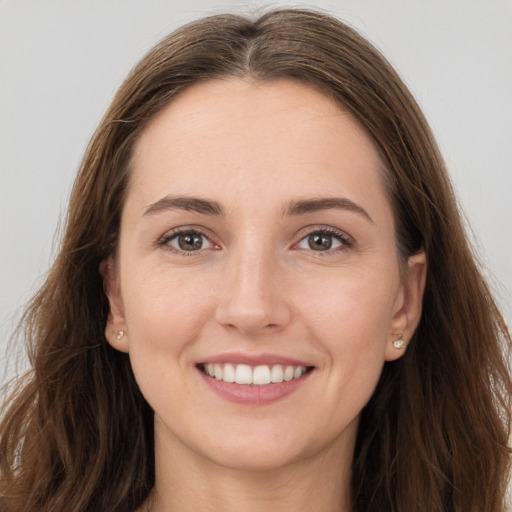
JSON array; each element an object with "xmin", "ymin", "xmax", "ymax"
[
  {"xmin": 197, "ymin": 356, "xmax": 315, "ymax": 405},
  {"xmin": 199, "ymin": 363, "xmax": 311, "ymax": 385}
]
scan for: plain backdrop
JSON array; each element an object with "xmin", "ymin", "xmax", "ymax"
[{"xmin": 1, "ymin": 0, "xmax": 511, "ymax": 385}]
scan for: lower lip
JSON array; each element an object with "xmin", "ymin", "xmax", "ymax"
[{"xmin": 198, "ymin": 369, "xmax": 312, "ymax": 405}]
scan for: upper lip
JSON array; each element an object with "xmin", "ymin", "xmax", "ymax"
[{"xmin": 198, "ymin": 352, "xmax": 314, "ymax": 367}]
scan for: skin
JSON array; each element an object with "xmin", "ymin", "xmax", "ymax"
[{"xmin": 102, "ymin": 78, "xmax": 426, "ymax": 512}]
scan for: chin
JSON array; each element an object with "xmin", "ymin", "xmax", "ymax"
[{"xmin": 204, "ymin": 442, "xmax": 304, "ymax": 472}]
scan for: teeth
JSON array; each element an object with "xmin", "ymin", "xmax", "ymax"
[
  {"xmin": 293, "ymin": 367, "xmax": 304, "ymax": 379},
  {"xmin": 270, "ymin": 364, "xmax": 284, "ymax": 383},
  {"xmin": 253, "ymin": 365, "xmax": 271, "ymax": 385},
  {"xmin": 223, "ymin": 363, "xmax": 235, "ymax": 383},
  {"xmin": 235, "ymin": 364, "xmax": 252, "ymax": 384},
  {"xmin": 283, "ymin": 365, "xmax": 295, "ymax": 381},
  {"xmin": 202, "ymin": 363, "xmax": 308, "ymax": 385}
]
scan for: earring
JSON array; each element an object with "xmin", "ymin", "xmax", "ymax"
[
  {"xmin": 393, "ymin": 333, "xmax": 405, "ymax": 349},
  {"xmin": 113, "ymin": 330, "xmax": 126, "ymax": 340}
]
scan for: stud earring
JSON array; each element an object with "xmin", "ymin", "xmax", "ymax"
[
  {"xmin": 113, "ymin": 330, "xmax": 125, "ymax": 340},
  {"xmin": 393, "ymin": 333, "xmax": 405, "ymax": 349}
]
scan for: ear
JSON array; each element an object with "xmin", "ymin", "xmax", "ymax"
[
  {"xmin": 385, "ymin": 251, "xmax": 427, "ymax": 361},
  {"xmin": 99, "ymin": 257, "xmax": 129, "ymax": 353}
]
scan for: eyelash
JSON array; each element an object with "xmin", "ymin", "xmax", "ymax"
[
  {"xmin": 157, "ymin": 226, "xmax": 354, "ymax": 256},
  {"xmin": 157, "ymin": 227, "xmax": 217, "ymax": 256},
  {"xmin": 295, "ymin": 226, "xmax": 354, "ymax": 255}
]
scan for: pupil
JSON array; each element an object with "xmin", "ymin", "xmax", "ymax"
[
  {"xmin": 178, "ymin": 233, "xmax": 202, "ymax": 251},
  {"xmin": 309, "ymin": 233, "xmax": 332, "ymax": 250}
]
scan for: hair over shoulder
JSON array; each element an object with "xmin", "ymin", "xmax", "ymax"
[{"xmin": 1, "ymin": 9, "xmax": 511, "ymax": 512}]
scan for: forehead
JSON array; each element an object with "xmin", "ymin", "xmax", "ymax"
[{"xmin": 128, "ymin": 78, "xmax": 387, "ymax": 212}]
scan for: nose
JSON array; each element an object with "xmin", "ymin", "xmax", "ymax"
[{"xmin": 214, "ymin": 248, "xmax": 291, "ymax": 336}]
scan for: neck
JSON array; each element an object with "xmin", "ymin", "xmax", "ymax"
[{"xmin": 145, "ymin": 419, "xmax": 354, "ymax": 512}]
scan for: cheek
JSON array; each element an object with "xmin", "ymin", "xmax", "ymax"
[
  {"xmin": 120, "ymin": 268, "xmax": 217, "ymax": 372},
  {"xmin": 301, "ymin": 264, "xmax": 399, "ymax": 340},
  {"xmin": 119, "ymin": 268, "xmax": 220, "ymax": 412},
  {"xmin": 299, "ymin": 267, "xmax": 399, "ymax": 392}
]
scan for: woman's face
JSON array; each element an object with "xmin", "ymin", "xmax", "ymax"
[{"xmin": 104, "ymin": 78, "xmax": 425, "ymax": 471}]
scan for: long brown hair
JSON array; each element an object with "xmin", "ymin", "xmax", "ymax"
[{"xmin": 1, "ymin": 9, "xmax": 510, "ymax": 512}]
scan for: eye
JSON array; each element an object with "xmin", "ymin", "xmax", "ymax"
[
  {"xmin": 296, "ymin": 229, "xmax": 351, "ymax": 252},
  {"xmin": 164, "ymin": 230, "xmax": 214, "ymax": 252}
]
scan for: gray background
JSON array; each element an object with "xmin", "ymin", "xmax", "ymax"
[{"xmin": 1, "ymin": 0, "xmax": 511, "ymax": 385}]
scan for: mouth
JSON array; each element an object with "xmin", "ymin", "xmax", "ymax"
[{"xmin": 197, "ymin": 362, "xmax": 315, "ymax": 386}]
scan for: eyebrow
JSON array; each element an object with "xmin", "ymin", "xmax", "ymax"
[
  {"xmin": 143, "ymin": 196, "xmax": 223, "ymax": 216},
  {"xmin": 143, "ymin": 195, "xmax": 373, "ymax": 223},
  {"xmin": 284, "ymin": 197, "xmax": 374, "ymax": 223}
]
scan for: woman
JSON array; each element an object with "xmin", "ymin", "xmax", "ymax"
[{"xmin": 1, "ymin": 8, "xmax": 510, "ymax": 512}]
